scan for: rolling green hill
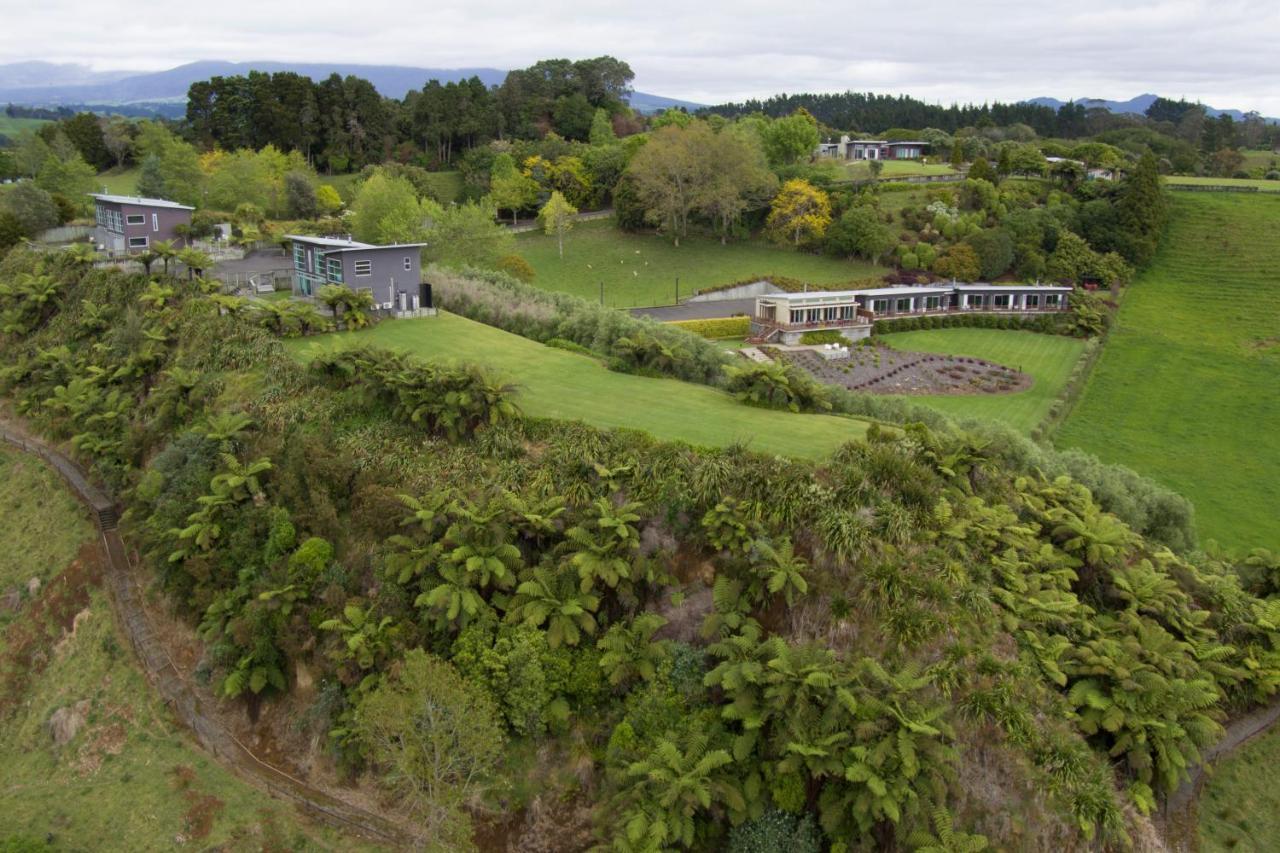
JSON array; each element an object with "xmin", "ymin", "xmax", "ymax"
[
  {"xmin": 286, "ymin": 312, "xmax": 874, "ymax": 459},
  {"xmin": 1058, "ymin": 192, "xmax": 1280, "ymax": 552}
]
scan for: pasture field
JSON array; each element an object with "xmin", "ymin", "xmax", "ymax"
[
  {"xmin": 1164, "ymin": 175, "xmax": 1280, "ymax": 192},
  {"xmin": 1199, "ymin": 727, "xmax": 1280, "ymax": 852},
  {"xmin": 0, "ymin": 115, "xmax": 50, "ymax": 138},
  {"xmin": 876, "ymin": 329, "xmax": 1087, "ymax": 432},
  {"xmin": 1241, "ymin": 148, "xmax": 1279, "ymax": 170},
  {"xmin": 285, "ymin": 312, "xmax": 874, "ymax": 459},
  {"xmin": 93, "ymin": 166, "xmax": 140, "ymax": 194},
  {"xmin": 0, "ymin": 448, "xmax": 358, "ymax": 850},
  {"xmin": 515, "ymin": 220, "xmax": 887, "ymax": 309},
  {"xmin": 1057, "ymin": 192, "xmax": 1280, "ymax": 552},
  {"xmin": 0, "ymin": 448, "xmax": 94, "ymax": 643}
]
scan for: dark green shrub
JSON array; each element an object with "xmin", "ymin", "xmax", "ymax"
[{"xmin": 727, "ymin": 810, "xmax": 822, "ymax": 853}]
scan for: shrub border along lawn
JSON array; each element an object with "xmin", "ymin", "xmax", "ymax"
[
  {"xmin": 285, "ymin": 311, "xmax": 877, "ymax": 459},
  {"xmin": 665, "ymin": 317, "xmax": 751, "ymax": 339}
]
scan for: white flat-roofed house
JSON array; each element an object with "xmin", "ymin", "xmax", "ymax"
[{"xmin": 751, "ymin": 283, "xmax": 1071, "ymax": 344}]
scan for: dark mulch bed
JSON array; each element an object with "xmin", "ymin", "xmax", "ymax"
[{"xmin": 778, "ymin": 345, "xmax": 1031, "ymax": 396}]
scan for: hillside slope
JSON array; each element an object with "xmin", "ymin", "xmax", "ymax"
[
  {"xmin": 1058, "ymin": 192, "xmax": 1280, "ymax": 552},
  {"xmin": 286, "ymin": 312, "xmax": 873, "ymax": 459},
  {"xmin": 0, "ymin": 445, "xmax": 359, "ymax": 850}
]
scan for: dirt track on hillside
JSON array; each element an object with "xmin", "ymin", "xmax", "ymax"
[{"xmin": 0, "ymin": 421, "xmax": 416, "ymax": 849}]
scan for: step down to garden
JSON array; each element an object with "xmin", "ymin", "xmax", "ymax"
[{"xmin": 97, "ymin": 506, "xmax": 119, "ymax": 530}]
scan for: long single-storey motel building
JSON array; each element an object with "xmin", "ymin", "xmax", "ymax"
[{"xmin": 751, "ymin": 283, "xmax": 1072, "ymax": 344}]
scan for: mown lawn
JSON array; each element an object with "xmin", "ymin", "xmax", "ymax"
[
  {"xmin": 286, "ymin": 312, "xmax": 874, "ymax": 459},
  {"xmin": 516, "ymin": 220, "xmax": 887, "ymax": 309},
  {"xmin": 876, "ymin": 329, "xmax": 1087, "ymax": 433},
  {"xmin": 837, "ymin": 160, "xmax": 958, "ymax": 180},
  {"xmin": 0, "ymin": 451, "xmax": 361, "ymax": 850},
  {"xmin": 1058, "ymin": 192, "xmax": 1280, "ymax": 553},
  {"xmin": 1165, "ymin": 175, "xmax": 1280, "ymax": 192}
]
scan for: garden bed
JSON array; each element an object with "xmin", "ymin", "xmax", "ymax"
[{"xmin": 778, "ymin": 344, "xmax": 1030, "ymax": 396}]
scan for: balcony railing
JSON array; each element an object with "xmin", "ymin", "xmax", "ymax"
[{"xmin": 758, "ymin": 316, "xmax": 871, "ymax": 331}]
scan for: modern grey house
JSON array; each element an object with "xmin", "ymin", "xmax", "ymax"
[
  {"xmin": 816, "ymin": 136, "xmax": 928, "ymax": 161},
  {"xmin": 751, "ymin": 283, "xmax": 1072, "ymax": 344},
  {"xmin": 89, "ymin": 193, "xmax": 194, "ymax": 255},
  {"xmin": 287, "ymin": 235, "xmax": 428, "ymax": 311}
]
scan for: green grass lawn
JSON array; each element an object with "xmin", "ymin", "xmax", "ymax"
[
  {"xmin": 285, "ymin": 312, "xmax": 874, "ymax": 459},
  {"xmin": 1058, "ymin": 192, "xmax": 1280, "ymax": 553},
  {"xmin": 876, "ymin": 329, "xmax": 1087, "ymax": 432},
  {"xmin": 0, "ymin": 449, "xmax": 362, "ymax": 850},
  {"xmin": 1165, "ymin": 175, "xmax": 1280, "ymax": 192},
  {"xmin": 94, "ymin": 166, "xmax": 140, "ymax": 195},
  {"xmin": 838, "ymin": 160, "xmax": 958, "ymax": 180},
  {"xmin": 516, "ymin": 220, "xmax": 888, "ymax": 309},
  {"xmin": 1199, "ymin": 727, "xmax": 1280, "ymax": 851}
]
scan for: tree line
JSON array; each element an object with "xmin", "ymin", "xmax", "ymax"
[{"xmin": 183, "ymin": 56, "xmax": 636, "ymax": 173}]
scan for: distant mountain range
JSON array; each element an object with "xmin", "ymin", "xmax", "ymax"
[
  {"xmin": 0, "ymin": 60, "xmax": 705, "ymax": 115},
  {"xmin": 6, "ymin": 64, "xmax": 1270, "ymax": 125},
  {"xmin": 1025, "ymin": 93, "xmax": 1276, "ymax": 123}
]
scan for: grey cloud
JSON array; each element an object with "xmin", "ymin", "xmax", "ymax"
[{"xmin": 2, "ymin": 0, "xmax": 1277, "ymax": 113}]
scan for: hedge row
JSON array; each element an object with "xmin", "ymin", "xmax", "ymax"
[
  {"xmin": 666, "ymin": 317, "xmax": 751, "ymax": 339},
  {"xmin": 871, "ymin": 312, "xmax": 1072, "ymax": 336}
]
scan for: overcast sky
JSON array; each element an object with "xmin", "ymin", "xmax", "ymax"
[{"xmin": 6, "ymin": 0, "xmax": 1279, "ymax": 114}]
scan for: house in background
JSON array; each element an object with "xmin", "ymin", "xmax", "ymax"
[
  {"xmin": 89, "ymin": 193, "xmax": 193, "ymax": 255},
  {"xmin": 816, "ymin": 136, "xmax": 928, "ymax": 161},
  {"xmin": 286, "ymin": 234, "xmax": 430, "ymax": 313}
]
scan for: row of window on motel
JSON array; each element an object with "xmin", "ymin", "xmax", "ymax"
[{"xmin": 781, "ymin": 291, "xmax": 1063, "ymax": 325}]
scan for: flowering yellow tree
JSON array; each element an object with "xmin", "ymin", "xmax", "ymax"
[
  {"xmin": 539, "ymin": 191, "xmax": 578, "ymax": 259},
  {"xmin": 765, "ymin": 179, "xmax": 831, "ymax": 247}
]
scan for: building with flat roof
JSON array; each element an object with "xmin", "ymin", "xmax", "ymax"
[
  {"xmin": 816, "ymin": 136, "xmax": 928, "ymax": 161},
  {"xmin": 287, "ymin": 234, "xmax": 429, "ymax": 312},
  {"xmin": 89, "ymin": 193, "xmax": 194, "ymax": 255},
  {"xmin": 752, "ymin": 283, "xmax": 1072, "ymax": 344}
]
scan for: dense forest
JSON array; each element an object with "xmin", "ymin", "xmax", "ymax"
[
  {"xmin": 2, "ymin": 245, "xmax": 1279, "ymax": 850},
  {"xmin": 183, "ymin": 57, "xmax": 636, "ymax": 172}
]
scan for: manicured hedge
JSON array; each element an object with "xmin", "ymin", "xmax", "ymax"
[
  {"xmin": 871, "ymin": 312, "xmax": 1071, "ymax": 336},
  {"xmin": 667, "ymin": 317, "xmax": 750, "ymax": 339}
]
